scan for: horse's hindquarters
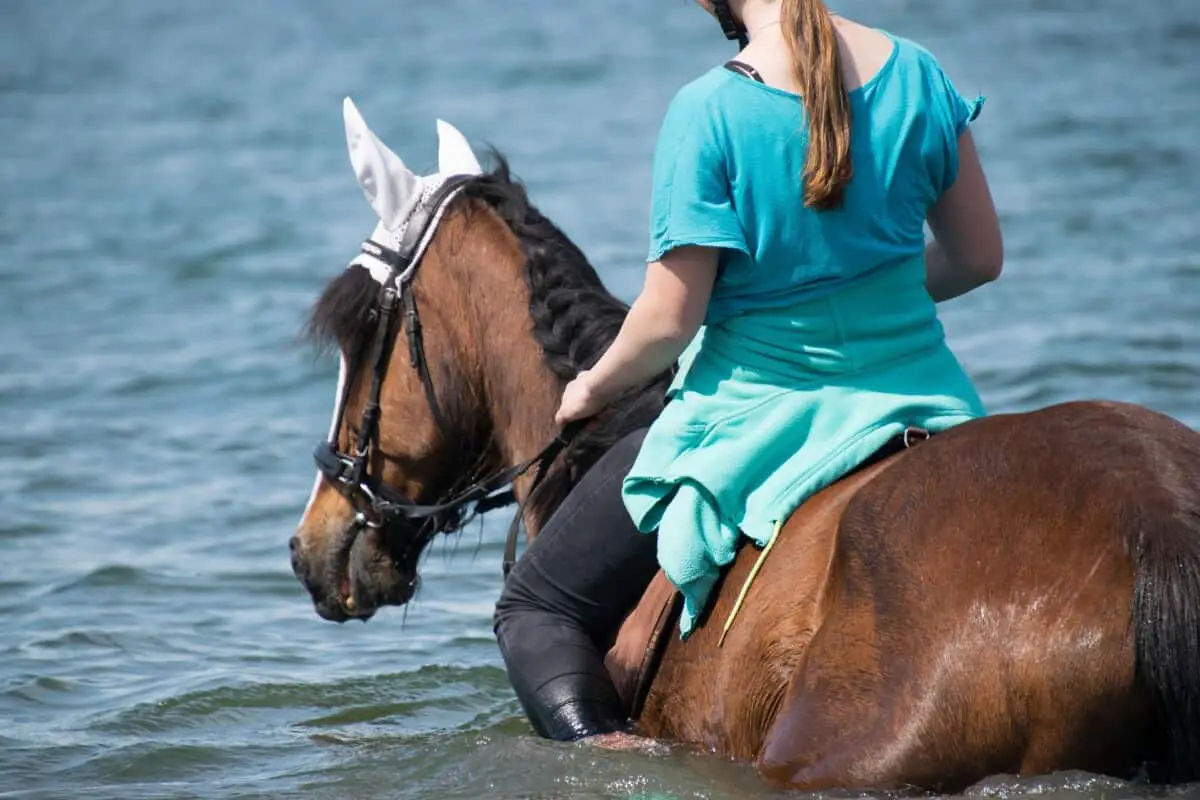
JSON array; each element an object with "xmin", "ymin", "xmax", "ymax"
[{"xmin": 635, "ymin": 402, "xmax": 1200, "ymax": 790}]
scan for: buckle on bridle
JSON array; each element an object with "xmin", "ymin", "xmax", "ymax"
[{"xmin": 314, "ymin": 441, "xmax": 352, "ymax": 483}]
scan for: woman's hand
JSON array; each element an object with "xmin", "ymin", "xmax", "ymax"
[
  {"xmin": 555, "ymin": 371, "xmax": 607, "ymax": 427},
  {"xmin": 552, "ymin": 247, "xmax": 718, "ymax": 429}
]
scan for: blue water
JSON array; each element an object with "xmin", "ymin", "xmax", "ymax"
[{"xmin": 1, "ymin": 0, "xmax": 1198, "ymax": 797}]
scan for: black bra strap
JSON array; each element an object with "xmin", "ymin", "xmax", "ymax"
[{"xmin": 724, "ymin": 60, "xmax": 764, "ymax": 83}]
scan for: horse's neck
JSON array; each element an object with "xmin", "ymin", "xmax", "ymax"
[
  {"xmin": 435, "ymin": 212, "xmax": 564, "ymax": 494},
  {"xmin": 482, "ymin": 331, "xmax": 562, "ymax": 480}
]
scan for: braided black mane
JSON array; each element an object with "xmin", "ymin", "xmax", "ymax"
[
  {"xmin": 308, "ymin": 155, "xmax": 670, "ymax": 524},
  {"xmin": 461, "ymin": 156, "xmax": 670, "ymax": 521}
]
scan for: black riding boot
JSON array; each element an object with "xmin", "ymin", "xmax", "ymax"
[{"xmin": 493, "ymin": 428, "xmax": 659, "ymax": 741}]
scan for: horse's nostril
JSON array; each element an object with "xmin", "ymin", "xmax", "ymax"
[{"xmin": 289, "ymin": 538, "xmax": 310, "ymax": 586}]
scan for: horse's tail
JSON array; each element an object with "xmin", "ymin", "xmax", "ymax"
[{"xmin": 1132, "ymin": 498, "xmax": 1200, "ymax": 781}]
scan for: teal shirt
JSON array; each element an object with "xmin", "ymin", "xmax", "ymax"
[{"xmin": 647, "ymin": 32, "xmax": 983, "ymax": 324}]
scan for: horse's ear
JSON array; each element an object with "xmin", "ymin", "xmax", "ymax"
[
  {"xmin": 436, "ymin": 119, "xmax": 483, "ymax": 176},
  {"xmin": 343, "ymin": 97, "xmax": 424, "ymax": 231}
]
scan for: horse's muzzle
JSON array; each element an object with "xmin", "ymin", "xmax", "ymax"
[{"xmin": 291, "ymin": 520, "xmax": 417, "ymax": 623}]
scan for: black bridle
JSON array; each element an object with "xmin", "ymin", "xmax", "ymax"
[
  {"xmin": 313, "ymin": 174, "xmax": 581, "ymax": 577},
  {"xmin": 712, "ymin": 0, "xmax": 749, "ymax": 48}
]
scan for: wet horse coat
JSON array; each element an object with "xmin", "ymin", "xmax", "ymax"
[{"xmin": 623, "ymin": 401, "xmax": 1197, "ymax": 789}]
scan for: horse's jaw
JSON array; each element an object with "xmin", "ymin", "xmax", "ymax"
[
  {"xmin": 319, "ymin": 524, "xmax": 425, "ymax": 622},
  {"xmin": 293, "ymin": 499, "xmax": 423, "ymax": 623}
]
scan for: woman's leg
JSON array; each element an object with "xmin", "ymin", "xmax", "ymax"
[{"xmin": 493, "ymin": 428, "xmax": 659, "ymax": 741}]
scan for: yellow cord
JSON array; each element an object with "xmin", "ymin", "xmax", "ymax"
[{"xmin": 718, "ymin": 520, "xmax": 783, "ymax": 648}]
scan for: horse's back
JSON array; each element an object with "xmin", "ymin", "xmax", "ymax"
[{"xmin": 640, "ymin": 401, "xmax": 1200, "ymax": 790}]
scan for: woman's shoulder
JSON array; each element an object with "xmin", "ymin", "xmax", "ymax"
[
  {"xmin": 871, "ymin": 30, "xmax": 983, "ymax": 121},
  {"xmin": 880, "ymin": 31, "xmax": 968, "ymax": 91},
  {"xmin": 667, "ymin": 66, "xmax": 744, "ymax": 115},
  {"xmin": 655, "ymin": 66, "xmax": 753, "ymax": 148}
]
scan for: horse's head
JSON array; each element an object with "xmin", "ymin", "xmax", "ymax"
[
  {"xmin": 290, "ymin": 99, "xmax": 664, "ymax": 624},
  {"xmin": 290, "ymin": 99, "xmax": 552, "ymax": 622}
]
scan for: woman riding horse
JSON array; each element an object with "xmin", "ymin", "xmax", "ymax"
[
  {"xmin": 494, "ymin": 0, "xmax": 1002, "ymax": 745},
  {"xmin": 291, "ymin": 0, "xmax": 1200, "ymax": 790}
]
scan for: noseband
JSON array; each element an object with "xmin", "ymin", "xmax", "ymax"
[{"xmin": 313, "ymin": 174, "xmax": 580, "ymax": 575}]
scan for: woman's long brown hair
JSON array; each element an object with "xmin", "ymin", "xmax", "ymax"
[{"xmin": 780, "ymin": 0, "xmax": 852, "ymax": 209}]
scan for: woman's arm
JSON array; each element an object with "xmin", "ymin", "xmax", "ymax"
[
  {"xmin": 925, "ymin": 130, "xmax": 1004, "ymax": 302},
  {"xmin": 554, "ymin": 246, "xmax": 718, "ymax": 425}
]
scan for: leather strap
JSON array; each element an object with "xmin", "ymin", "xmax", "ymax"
[
  {"xmin": 502, "ymin": 419, "xmax": 586, "ymax": 578},
  {"xmin": 315, "ymin": 420, "xmax": 583, "ymax": 524},
  {"xmin": 724, "ymin": 60, "xmax": 764, "ymax": 83},
  {"xmin": 401, "ymin": 286, "xmax": 452, "ymax": 436}
]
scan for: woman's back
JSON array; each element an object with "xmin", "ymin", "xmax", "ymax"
[{"xmin": 650, "ymin": 31, "xmax": 982, "ymax": 323}]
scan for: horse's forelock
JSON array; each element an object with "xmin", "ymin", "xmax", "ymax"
[{"xmin": 306, "ymin": 264, "xmax": 379, "ymax": 361}]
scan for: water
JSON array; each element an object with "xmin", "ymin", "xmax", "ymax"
[{"xmin": 1, "ymin": 0, "xmax": 1198, "ymax": 797}]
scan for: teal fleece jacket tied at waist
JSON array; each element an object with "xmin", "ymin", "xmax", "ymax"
[{"xmin": 621, "ymin": 257, "xmax": 986, "ymax": 637}]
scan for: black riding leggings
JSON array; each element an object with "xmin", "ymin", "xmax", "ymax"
[{"xmin": 493, "ymin": 428, "xmax": 659, "ymax": 741}]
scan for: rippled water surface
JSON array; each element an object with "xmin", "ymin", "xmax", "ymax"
[{"xmin": 2, "ymin": 0, "xmax": 1198, "ymax": 797}]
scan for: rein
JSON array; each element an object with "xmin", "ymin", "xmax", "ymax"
[{"xmin": 313, "ymin": 174, "xmax": 582, "ymax": 574}]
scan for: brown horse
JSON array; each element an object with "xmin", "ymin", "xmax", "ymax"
[{"xmin": 290, "ymin": 158, "xmax": 1200, "ymax": 792}]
